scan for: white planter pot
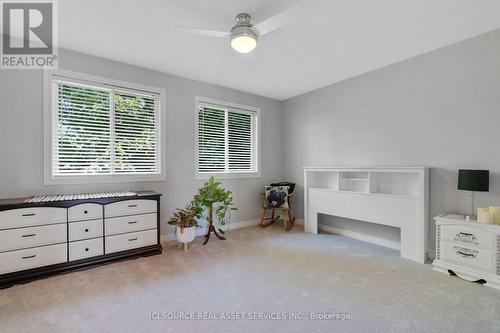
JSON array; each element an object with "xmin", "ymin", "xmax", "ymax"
[{"xmin": 176, "ymin": 226, "xmax": 196, "ymax": 243}]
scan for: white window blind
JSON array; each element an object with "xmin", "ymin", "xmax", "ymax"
[
  {"xmin": 197, "ymin": 102, "xmax": 258, "ymax": 175},
  {"xmin": 55, "ymin": 82, "xmax": 111, "ymax": 175},
  {"xmin": 114, "ymin": 91, "xmax": 159, "ymax": 174},
  {"xmin": 51, "ymin": 78, "xmax": 161, "ymax": 178}
]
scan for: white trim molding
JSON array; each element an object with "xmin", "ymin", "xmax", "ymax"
[
  {"xmin": 319, "ymin": 224, "xmax": 401, "ymax": 251},
  {"xmin": 295, "ymin": 218, "xmax": 400, "ymax": 250},
  {"xmin": 161, "ymin": 218, "xmax": 260, "ymax": 245}
]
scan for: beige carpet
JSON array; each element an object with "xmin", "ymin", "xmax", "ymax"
[{"xmin": 1, "ymin": 224, "xmax": 499, "ymax": 333}]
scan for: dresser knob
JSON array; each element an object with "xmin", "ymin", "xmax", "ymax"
[
  {"xmin": 85, "ymin": 229, "xmax": 89, "ymax": 232},
  {"xmin": 85, "ymin": 248, "xmax": 89, "ymax": 252},
  {"xmin": 84, "ymin": 210, "xmax": 88, "ymax": 214}
]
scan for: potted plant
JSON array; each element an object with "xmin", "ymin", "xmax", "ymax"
[
  {"xmin": 192, "ymin": 176, "xmax": 236, "ymax": 245},
  {"xmin": 168, "ymin": 205, "xmax": 199, "ymax": 250}
]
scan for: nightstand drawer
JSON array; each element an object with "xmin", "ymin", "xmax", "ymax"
[
  {"xmin": 105, "ymin": 213, "xmax": 156, "ymax": 236},
  {"xmin": 68, "ymin": 203, "xmax": 103, "ymax": 222},
  {"xmin": 0, "ymin": 244, "xmax": 67, "ymax": 275},
  {"xmin": 440, "ymin": 241, "xmax": 497, "ymax": 273},
  {"xmin": 0, "ymin": 207, "xmax": 66, "ymax": 230},
  {"xmin": 441, "ymin": 224, "xmax": 496, "ymax": 250},
  {"xmin": 69, "ymin": 219, "xmax": 103, "ymax": 241},
  {"xmin": 0, "ymin": 223, "xmax": 67, "ymax": 253},
  {"xmin": 69, "ymin": 238, "xmax": 103, "ymax": 261},
  {"xmin": 104, "ymin": 199, "xmax": 156, "ymax": 218},
  {"xmin": 105, "ymin": 229, "xmax": 157, "ymax": 254}
]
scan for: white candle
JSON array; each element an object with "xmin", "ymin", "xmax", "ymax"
[
  {"xmin": 477, "ymin": 210, "xmax": 492, "ymax": 224},
  {"xmin": 489, "ymin": 207, "xmax": 500, "ymax": 225},
  {"xmin": 477, "ymin": 207, "xmax": 490, "ymax": 215}
]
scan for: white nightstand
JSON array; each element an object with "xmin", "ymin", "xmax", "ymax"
[{"xmin": 433, "ymin": 214, "xmax": 500, "ymax": 290}]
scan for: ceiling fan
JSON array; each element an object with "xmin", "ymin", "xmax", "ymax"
[{"xmin": 177, "ymin": 5, "xmax": 301, "ymax": 54}]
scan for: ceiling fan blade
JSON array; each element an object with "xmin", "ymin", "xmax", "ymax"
[
  {"xmin": 253, "ymin": 5, "xmax": 301, "ymax": 36},
  {"xmin": 177, "ymin": 27, "xmax": 229, "ymax": 38}
]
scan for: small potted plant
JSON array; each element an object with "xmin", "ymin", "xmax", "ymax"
[{"xmin": 168, "ymin": 205, "xmax": 199, "ymax": 251}]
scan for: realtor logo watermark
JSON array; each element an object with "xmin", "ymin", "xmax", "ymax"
[{"xmin": 1, "ymin": 0, "xmax": 58, "ymax": 69}]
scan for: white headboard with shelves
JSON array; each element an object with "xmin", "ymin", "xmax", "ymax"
[{"xmin": 304, "ymin": 166, "xmax": 429, "ymax": 263}]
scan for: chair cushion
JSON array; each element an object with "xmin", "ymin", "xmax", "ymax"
[
  {"xmin": 270, "ymin": 182, "xmax": 295, "ymax": 195},
  {"xmin": 265, "ymin": 186, "xmax": 289, "ymax": 208}
]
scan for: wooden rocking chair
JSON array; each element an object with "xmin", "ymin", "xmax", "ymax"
[{"xmin": 260, "ymin": 183, "xmax": 295, "ymax": 231}]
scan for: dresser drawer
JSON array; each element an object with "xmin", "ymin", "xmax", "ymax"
[
  {"xmin": 68, "ymin": 203, "xmax": 103, "ymax": 222},
  {"xmin": 0, "ymin": 243, "xmax": 67, "ymax": 275},
  {"xmin": 105, "ymin": 229, "xmax": 157, "ymax": 254},
  {"xmin": 0, "ymin": 224, "xmax": 67, "ymax": 253},
  {"xmin": 440, "ymin": 241, "xmax": 497, "ymax": 273},
  {"xmin": 105, "ymin": 213, "xmax": 156, "ymax": 236},
  {"xmin": 69, "ymin": 238, "xmax": 103, "ymax": 261},
  {"xmin": 69, "ymin": 219, "xmax": 103, "ymax": 241},
  {"xmin": 441, "ymin": 224, "xmax": 496, "ymax": 250},
  {"xmin": 0, "ymin": 207, "xmax": 66, "ymax": 230},
  {"xmin": 104, "ymin": 199, "xmax": 156, "ymax": 218}
]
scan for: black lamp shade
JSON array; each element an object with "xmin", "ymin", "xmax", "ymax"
[{"xmin": 458, "ymin": 169, "xmax": 489, "ymax": 192}]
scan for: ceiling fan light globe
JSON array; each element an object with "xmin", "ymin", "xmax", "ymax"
[
  {"xmin": 230, "ymin": 24, "xmax": 258, "ymax": 53},
  {"xmin": 231, "ymin": 35, "xmax": 257, "ymax": 53}
]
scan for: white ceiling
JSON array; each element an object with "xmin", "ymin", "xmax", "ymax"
[{"xmin": 59, "ymin": 0, "xmax": 500, "ymax": 100}]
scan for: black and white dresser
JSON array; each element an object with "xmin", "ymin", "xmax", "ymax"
[
  {"xmin": 0, "ymin": 192, "xmax": 162, "ymax": 288},
  {"xmin": 433, "ymin": 214, "xmax": 500, "ymax": 290}
]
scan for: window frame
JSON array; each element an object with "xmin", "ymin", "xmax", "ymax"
[
  {"xmin": 43, "ymin": 69, "xmax": 166, "ymax": 185},
  {"xmin": 194, "ymin": 96, "xmax": 261, "ymax": 180}
]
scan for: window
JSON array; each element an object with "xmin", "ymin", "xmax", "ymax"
[
  {"xmin": 44, "ymin": 70, "xmax": 165, "ymax": 184},
  {"xmin": 195, "ymin": 97, "xmax": 259, "ymax": 179}
]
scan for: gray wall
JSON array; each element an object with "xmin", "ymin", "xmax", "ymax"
[
  {"xmin": 283, "ymin": 29, "xmax": 500, "ymax": 248},
  {"xmin": 2, "ymin": 29, "xmax": 499, "ymax": 248},
  {"xmin": 0, "ymin": 49, "xmax": 283, "ymax": 236}
]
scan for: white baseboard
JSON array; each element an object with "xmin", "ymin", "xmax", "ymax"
[
  {"xmin": 295, "ymin": 217, "xmax": 400, "ymax": 250},
  {"xmin": 296, "ymin": 217, "xmax": 440, "ymax": 255},
  {"xmin": 229, "ymin": 218, "xmax": 261, "ymax": 230},
  {"xmin": 318, "ymin": 224, "xmax": 401, "ymax": 250},
  {"xmin": 161, "ymin": 233, "xmax": 177, "ymax": 243},
  {"xmin": 160, "ymin": 218, "xmax": 260, "ymax": 245},
  {"xmin": 161, "ymin": 217, "xmax": 433, "ymax": 260}
]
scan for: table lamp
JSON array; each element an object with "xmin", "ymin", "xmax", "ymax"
[{"xmin": 458, "ymin": 169, "xmax": 489, "ymax": 220}]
